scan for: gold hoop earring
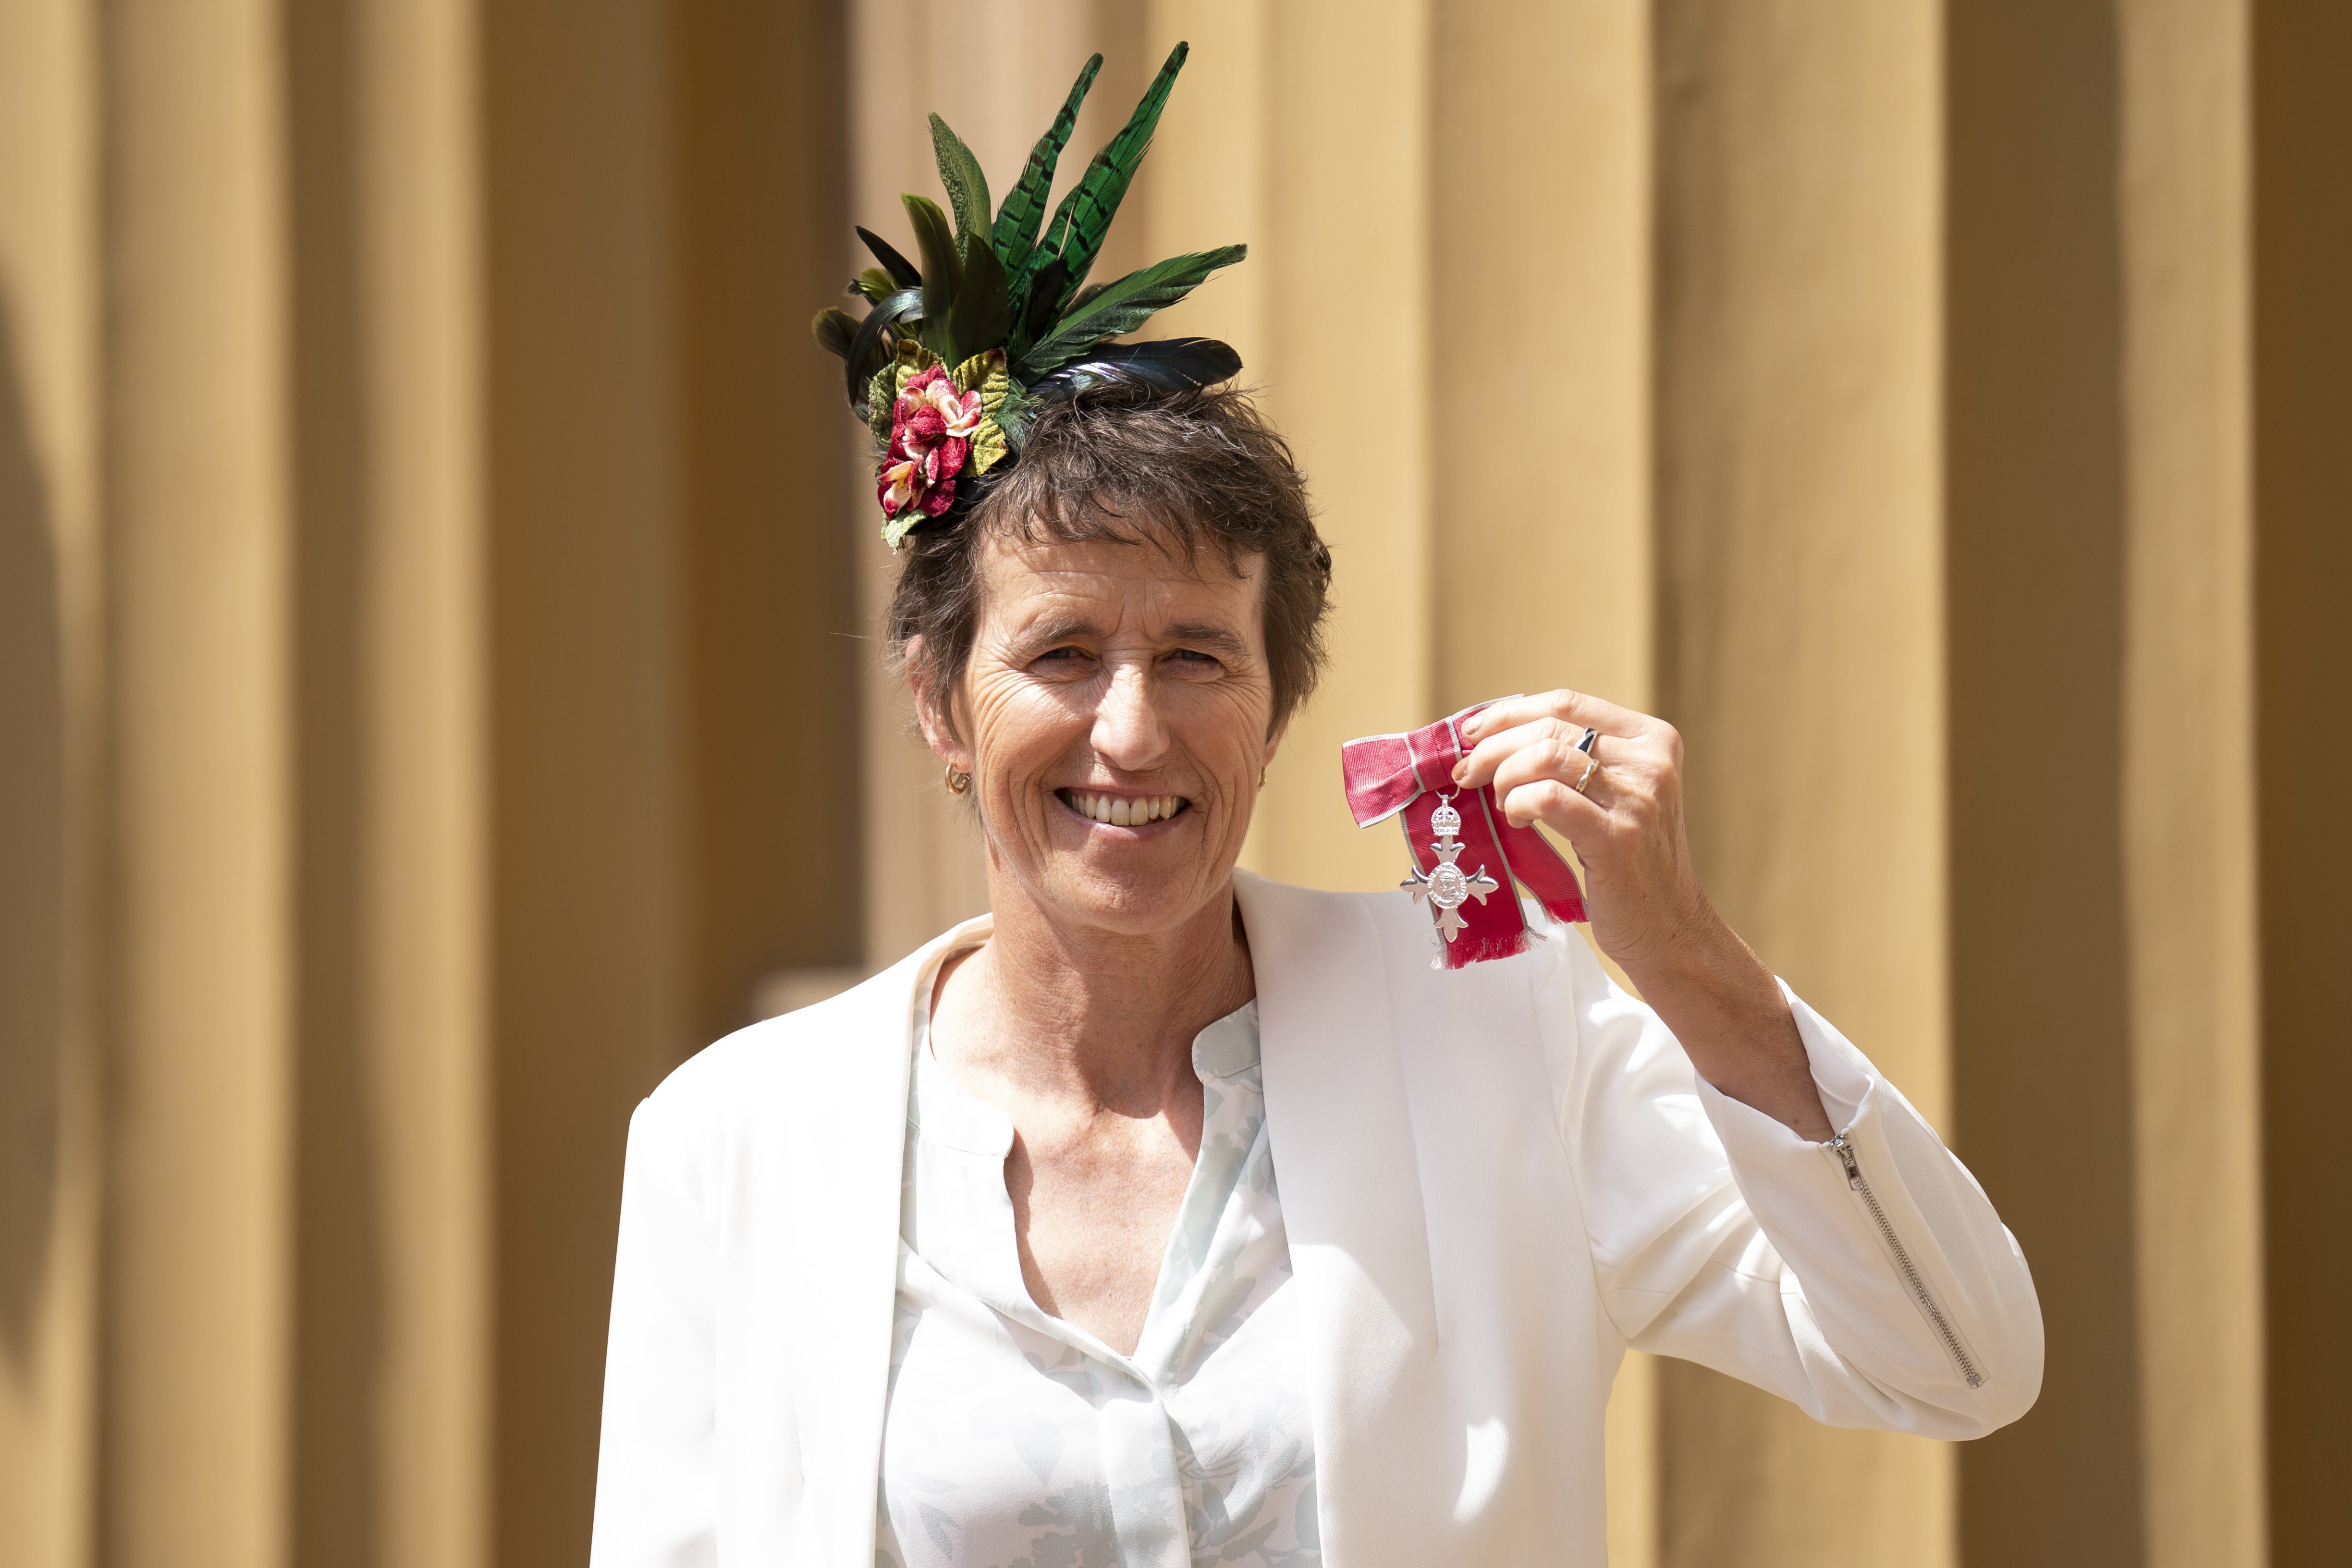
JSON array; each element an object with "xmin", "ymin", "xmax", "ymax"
[
  {"xmin": 1258, "ymin": 766, "xmax": 1268, "ymax": 790},
  {"xmin": 944, "ymin": 764, "xmax": 970, "ymax": 795}
]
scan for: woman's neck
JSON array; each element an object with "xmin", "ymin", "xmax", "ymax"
[{"xmin": 931, "ymin": 882, "xmax": 1254, "ymax": 1118}]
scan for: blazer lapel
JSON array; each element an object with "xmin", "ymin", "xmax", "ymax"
[
  {"xmin": 1237, "ymin": 870, "xmax": 1458, "ymax": 1565},
  {"xmin": 772, "ymin": 918, "xmax": 989, "ymax": 1565}
]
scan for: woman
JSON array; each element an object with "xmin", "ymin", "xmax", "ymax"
[{"xmin": 592, "ymin": 48, "xmax": 2041, "ymax": 1568}]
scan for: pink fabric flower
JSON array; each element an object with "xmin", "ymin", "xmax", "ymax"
[{"xmin": 878, "ymin": 366, "xmax": 984, "ymax": 521}]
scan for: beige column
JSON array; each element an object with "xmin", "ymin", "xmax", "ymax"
[
  {"xmin": 479, "ymin": 2, "xmax": 687, "ymax": 1559},
  {"xmin": 99, "ymin": 3, "xmax": 295, "ymax": 1567},
  {"xmin": 671, "ymin": 0, "xmax": 860, "ymax": 1042},
  {"xmin": 2115, "ymin": 3, "xmax": 2266, "ymax": 1566},
  {"xmin": 0, "ymin": 3, "xmax": 101, "ymax": 1567},
  {"xmin": 1424, "ymin": 4, "xmax": 1660, "ymax": 1562},
  {"xmin": 349, "ymin": 2, "xmax": 490, "ymax": 1565},
  {"xmin": 1652, "ymin": 3, "xmax": 1952, "ymax": 1566},
  {"xmin": 1245, "ymin": 0, "xmax": 1435, "ymax": 892}
]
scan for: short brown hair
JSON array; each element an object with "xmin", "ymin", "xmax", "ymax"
[{"xmin": 887, "ymin": 383, "xmax": 1332, "ymax": 735}]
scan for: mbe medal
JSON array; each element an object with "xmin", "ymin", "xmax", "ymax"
[{"xmin": 1400, "ymin": 794, "xmax": 1502, "ymax": 944}]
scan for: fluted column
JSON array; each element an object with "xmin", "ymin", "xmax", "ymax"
[
  {"xmin": 2115, "ymin": 3, "xmax": 2265, "ymax": 1564},
  {"xmin": 99, "ymin": 3, "xmax": 295, "ymax": 1565},
  {"xmin": 1652, "ymin": 3, "xmax": 1953, "ymax": 1564},
  {"xmin": 347, "ymin": 2, "xmax": 490, "ymax": 1564},
  {"xmin": 1244, "ymin": 0, "xmax": 1435, "ymax": 891}
]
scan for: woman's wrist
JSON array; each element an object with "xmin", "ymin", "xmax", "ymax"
[{"xmin": 1618, "ymin": 904, "xmax": 1834, "ymax": 1141}]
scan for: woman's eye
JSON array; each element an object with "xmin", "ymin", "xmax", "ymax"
[{"xmin": 1168, "ymin": 649, "xmax": 1217, "ymax": 664}]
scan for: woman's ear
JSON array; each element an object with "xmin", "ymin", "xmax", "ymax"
[
  {"xmin": 1262, "ymin": 714, "xmax": 1289, "ymax": 770},
  {"xmin": 905, "ymin": 636, "xmax": 969, "ymax": 771}
]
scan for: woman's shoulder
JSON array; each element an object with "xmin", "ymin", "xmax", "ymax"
[{"xmin": 640, "ymin": 950, "xmax": 930, "ymax": 1126}]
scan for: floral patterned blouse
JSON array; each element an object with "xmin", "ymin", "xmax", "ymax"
[{"xmin": 876, "ymin": 995, "xmax": 1320, "ymax": 1568}]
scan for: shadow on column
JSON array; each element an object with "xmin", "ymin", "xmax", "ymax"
[
  {"xmin": 2253, "ymin": 0, "xmax": 2352, "ymax": 1555},
  {"xmin": 1947, "ymin": 3, "xmax": 2145, "ymax": 1564},
  {"xmin": 0, "ymin": 295, "xmax": 64, "ymax": 1384},
  {"xmin": 286, "ymin": 0, "xmax": 386, "ymax": 1564}
]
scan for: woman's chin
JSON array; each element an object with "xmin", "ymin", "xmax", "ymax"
[{"xmin": 1023, "ymin": 852, "xmax": 1232, "ymax": 941}]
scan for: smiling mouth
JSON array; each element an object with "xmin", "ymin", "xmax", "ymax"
[{"xmin": 1058, "ymin": 789, "xmax": 1189, "ymax": 827}]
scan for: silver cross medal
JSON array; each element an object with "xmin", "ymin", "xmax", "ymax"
[{"xmin": 1401, "ymin": 794, "xmax": 1502, "ymax": 943}]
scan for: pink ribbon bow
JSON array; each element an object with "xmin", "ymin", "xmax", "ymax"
[{"xmin": 1339, "ymin": 702, "xmax": 1588, "ymax": 968}]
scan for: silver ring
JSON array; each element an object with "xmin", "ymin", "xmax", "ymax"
[
  {"xmin": 1575, "ymin": 726, "xmax": 1600, "ymax": 756},
  {"xmin": 1573, "ymin": 756, "xmax": 1600, "ymax": 795}
]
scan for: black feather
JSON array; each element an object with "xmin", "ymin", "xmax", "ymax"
[
  {"xmin": 842, "ymin": 288, "xmax": 924, "ymax": 409},
  {"xmin": 856, "ymin": 226, "xmax": 921, "ymax": 290},
  {"xmin": 1029, "ymin": 337, "xmax": 1243, "ymax": 399}
]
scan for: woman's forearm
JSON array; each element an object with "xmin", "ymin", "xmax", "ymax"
[{"xmin": 1617, "ymin": 906, "xmax": 1835, "ymax": 1142}]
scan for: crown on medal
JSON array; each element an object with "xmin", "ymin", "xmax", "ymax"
[{"xmin": 1430, "ymin": 799, "xmax": 1463, "ymax": 840}]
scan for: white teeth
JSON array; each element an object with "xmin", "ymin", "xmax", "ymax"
[{"xmin": 1068, "ymin": 792, "xmax": 1185, "ymax": 825}]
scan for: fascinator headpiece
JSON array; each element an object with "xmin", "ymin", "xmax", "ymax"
[{"xmin": 811, "ymin": 44, "xmax": 1246, "ymax": 549}]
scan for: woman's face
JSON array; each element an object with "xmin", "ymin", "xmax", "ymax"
[{"xmin": 915, "ymin": 525, "xmax": 1283, "ymax": 940}]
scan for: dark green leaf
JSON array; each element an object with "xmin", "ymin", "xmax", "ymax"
[
  {"xmin": 992, "ymin": 54, "xmax": 1102, "ymax": 278},
  {"xmin": 947, "ymin": 232, "xmax": 1012, "ymax": 365},
  {"xmin": 849, "ymin": 267, "xmax": 897, "ymax": 303},
  {"xmin": 928, "ymin": 114, "xmax": 994, "ymax": 247},
  {"xmin": 1015, "ymin": 245, "xmax": 1245, "ymax": 379},
  {"xmin": 1021, "ymin": 41, "xmax": 1191, "ymax": 309},
  {"xmin": 842, "ymin": 287, "xmax": 924, "ymax": 409},
  {"xmin": 856, "ymin": 225, "xmax": 921, "ymax": 289},
  {"xmin": 902, "ymin": 194, "xmax": 962, "ymax": 358},
  {"xmin": 812, "ymin": 306, "xmax": 859, "ymax": 359}
]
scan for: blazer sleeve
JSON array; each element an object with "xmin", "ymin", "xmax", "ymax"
[
  {"xmin": 590, "ymin": 1087, "xmax": 720, "ymax": 1568},
  {"xmin": 1544, "ymin": 930, "xmax": 2044, "ymax": 1438}
]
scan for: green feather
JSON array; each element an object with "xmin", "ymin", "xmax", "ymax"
[
  {"xmin": 1021, "ymin": 41, "xmax": 1190, "ymax": 310},
  {"xmin": 993, "ymin": 54, "xmax": 1102, "ymax": 279},
  {"xmin": 849, "ymin": 267, "xmax": 897, "ymax": 303},
  {"xmin": 812, "ymin": 306, "xmax": 859, "ymax": 359},
  {"xmin": 928, "ymin": 114, "xmax": 993, "ymax": 247},
  {"xmin": 902, "ymin": 194, "xmax": 962, "ymax": 359},
  {"xmin": 1015, "ymin": 244, "xmax": 1245, "ymax": 379},
  {"xmin": 947, "ymin": 233, "xmax": 1011, "ymax": 365}
]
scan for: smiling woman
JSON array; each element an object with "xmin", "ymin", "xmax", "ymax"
[{"xmin": 589, "ymin": 45, "xmax": 2045, "ymax": 1568}]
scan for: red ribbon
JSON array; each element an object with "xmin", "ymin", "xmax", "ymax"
[{"xmin": 1339, "ymin": 701, "xmax": 1588, "ymax": 968}]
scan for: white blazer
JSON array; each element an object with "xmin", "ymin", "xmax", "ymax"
[{"xmin": 591, "ymin": 870, "xmax": 2043, "ymax": 1568}]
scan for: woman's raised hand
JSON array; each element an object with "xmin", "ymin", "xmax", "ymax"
[
  {"xmin": 1451, "ymin": 689, "xmax": 1703, "ymax": 983},
  {"xmin": 1452, "ymin": 690, "xmax": 1833, "ymax": 1140}
]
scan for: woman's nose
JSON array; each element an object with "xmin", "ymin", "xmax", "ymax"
[{"xmin": 1090, "ymin": 663, "xmax": 1170, "ymax": 769}]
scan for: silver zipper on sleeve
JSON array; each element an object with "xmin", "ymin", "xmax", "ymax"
[{"xmin": 1829, "ymin": 1135, "xmax": 1984, "ymax": 1390}]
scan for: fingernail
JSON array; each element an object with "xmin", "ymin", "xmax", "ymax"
[{"xmin": 1451, "ymin": 762, "xmax": 1468, "ymax": 785}]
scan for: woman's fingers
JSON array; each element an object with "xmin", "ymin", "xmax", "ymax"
[
  {"xmin": 1497, "ymin": 775, "xmax": 1611, "ymax": 833},
  {"xmin": 1458, "ymin": 688, "xmax": 1652, "ymax": 747},
  {"xmin": 1455, "ymin": 714, "xmax": 1634, "ymax": 794}
]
